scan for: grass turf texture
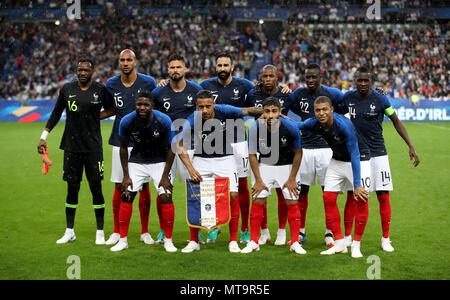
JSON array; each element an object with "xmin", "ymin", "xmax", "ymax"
[{"xmin": 0, "ymin": 121, "xmax": 449, "ymax": 280}]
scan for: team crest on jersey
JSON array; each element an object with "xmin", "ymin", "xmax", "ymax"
[
  {"xmin": 186, "ymin": 95, "xmax": 194, "ymax": 107},
  {"xmin": 231, "ymin": 88, "xmax": 240, "ymax": 100},
  {"xmin": 366, "ymin": 103, "xmax": 378, "ymax": 116},
  {"xmin": 153, "ymin": 130, "xmax": 160, "ymax": 138},
  {"xmin": 281, "ymin": 136, "xmax": 288, "ymax": 145},
  {"xmin": 91, "ymin": 92, "xmax": 100, "ymax": 104}
]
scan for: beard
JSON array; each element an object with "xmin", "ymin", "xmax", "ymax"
[{"xmin": 218, "ymin": 70, "xmax": 231, "ymax": 81}]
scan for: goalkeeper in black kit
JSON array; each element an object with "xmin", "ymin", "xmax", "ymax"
[{"xmin": 37, "ymin": 58, "xmax": 111, "ymax": 245}]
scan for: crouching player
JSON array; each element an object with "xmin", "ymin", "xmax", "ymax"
[
  {"xmin": 242, "ymin": 97, "xmax": 305, "ymax": 255},
  {"xmin": 297, "ymin": 96, "xmax": 370, "ymax": 257},
  {"xmin": 111, "ymin": 90, "xmax": 176, "ymax": 253}
]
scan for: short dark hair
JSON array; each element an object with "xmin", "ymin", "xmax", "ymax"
[
  {"xmin": 196, "ymin": 90, "xmax": 213, "ymax": 100},
  {"xmin": 136, "ymin": 90, "xmax": 154, "ymax": 103},
  {"xmin": 262, "ymin": 96, "xmax": 281, "ymax": 108},
  {"xmin": 314, "ymin": 96, "xmax": 332, "ymax": 107},
  {"xmin": 78, "ymin": 57, "xmax": 94, "ymax": 68},
  {"xmin": 306, "ymin": 63, "xmax": 320, "ymax": 72},
  {"xmin": 215, "ymin": 52, "xmax": 233, "ymax": 64},
  {"xmin": 356, "ymin": 66, "xmax": 371, "ymax": 74},
  {"xmin": 168, "ymin": 53, "xmax": 185, "ymax": 64}
]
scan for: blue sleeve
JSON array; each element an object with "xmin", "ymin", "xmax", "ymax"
[
  {"xmin": 247, "ymin": 122, "xmax": 258, "ymax": 154},
  {"xmin": 377, "ymin": 91, "xmax": 392, "ymax": 109},
  {"xmin": 118, "ymin": 112, "xmax": 135, "ymax": 140},
  {"xmin": 245, "ymin": 89, "xmax": 256, "ymax": 107},
  {"xmin": 157, "ymin": 112, "xmax": 175, "ymax": 146},
  {"xmin": 143, "ymin": 74, "xmax": 157, "ymax": 91},
  {"xmin": 339, "ymin": 118, "xmax": 362, "ymax": 188},
  {"xmin": 243, "ymin": 78, "xmax": 255, "ymax": 93},
  {"xmin": 151, "ymin": 86, "xmax": 163, "ymax": 105},
  {"xmin": 283, "ymin": 119, "xmax": 302, "ymax": 149},
  {"xmin": 179, "ymin": 112, "xmax": 196, "ymax": 143},
  {"xmin": 296, "ymin": 117, "xmax": 317, "ymax": 131},
  {"xmin": 327, "ymin": 86, "xmax": 345, "ymax": 114},
  {"xmin": 220, "ymin": 104, "xmax": 244, "ymax": 118},
  {"xmin": 199, "ymin": 78, "xmax": 211, "ymax": 89}
]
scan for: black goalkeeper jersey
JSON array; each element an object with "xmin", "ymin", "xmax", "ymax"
[{"xmin": 46, "ymin": 81, "xmax": 108, "ymax": 153}]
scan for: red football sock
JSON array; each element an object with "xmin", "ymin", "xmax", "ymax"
[
  {"xmin": 189, "ymin": 227, "xmax": 199, "ymax": 242},
  {"xmin": 287, "ymin": 203, "xmax": 301, "ymax": 243},
  {"xmin": 323, "ymin": 191, "xmax": 343, "ymax": 240},
  {"xmin": 250, "ymin": 203, "xmax": 264, "ymax": 243},
  {"xmin": 261, "ymin": 202, "xmax": 268, "ymax": 230},
  {"xmin": 354, "ymin": 198, "xmax": 369, "ymax": 242},
  {"xmin": 298, "ymin": 193, "xmax": 308, "ymax": 229},
  {"xmin": 238, "ymin": 178, "xmax": 250, "ymax": 232},
  {"xmin": 156, "ymin": 194, "xmax": 163, "ymax": 231},
  {"xmin": 229, "ymin": 197, "xmax": 240, "ymax": 242},
  {"xmin": 344, "ymin": 191, "xmax": 357, "ymax": 237},
  {"xmin": 112, "ymin": 188, "xmax": 122, "ymax": 234},
  {"xmin": 377, "ymin": 192, "xmax": 391, "ymax": 238},
  {"xmin": 139, "ymin": 188, "xmax": 151, "ymax": 234},
  {"xmin": 161, "ymin": 203, "xmax": 175, "ymax": 239},
  {"xmin": 119, "ymin": 202, "xmax": 133, "ymax": 238},
  {"xmin": 275, "ymin": 188, "xmax": 287, "ymax": 229}
]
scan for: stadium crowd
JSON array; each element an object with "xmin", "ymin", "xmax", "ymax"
[{"xmin": 0, "ymin": 1, "xmax": 448, "ymax": 101}]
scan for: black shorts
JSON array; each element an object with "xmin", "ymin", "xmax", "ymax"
[{"xmin": 63, "ymin": 151, "xmax": 104, "ymax": 182}]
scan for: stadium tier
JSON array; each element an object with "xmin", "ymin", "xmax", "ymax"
[{"xmin": 0, "ymin": 1, "xmax": 448, "ymax": 101}]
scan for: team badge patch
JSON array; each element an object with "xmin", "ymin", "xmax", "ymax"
[{"xmin": 186, "ymin": 177, "xmax": 230, "ymax": 231}]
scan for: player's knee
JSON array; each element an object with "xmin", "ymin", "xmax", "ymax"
[
  {"xmin": 230, "ymin": 192, "xmax": 239, "ymax": 200},
  {"xmin": 66, "ymin": 182, "xmax": 80, "ymax": 205},
  {"xmin": 159, "ymin": 194, "xmax": 172, "ymax": 204}
]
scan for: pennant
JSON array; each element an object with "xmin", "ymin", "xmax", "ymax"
[{"xmin": 186, "ymin": 177, "xmax": 230, "ymax": 231}]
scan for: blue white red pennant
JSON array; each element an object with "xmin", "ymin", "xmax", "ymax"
[{"xmin": 186, "ymin": 177, "xmax": 230, "ymax": 231}]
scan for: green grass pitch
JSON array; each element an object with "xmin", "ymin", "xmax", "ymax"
[{"xmin": 0, "ymin": 121, "xmax": 449, "ymax": 280}]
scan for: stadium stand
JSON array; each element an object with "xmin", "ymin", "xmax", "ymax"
[{"xmin": 0, "ymin": 0, "xmax": 448, "ymax": 101}]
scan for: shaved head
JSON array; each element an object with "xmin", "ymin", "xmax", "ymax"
[{"xmin": 119, "ymin": 49, "xmax": 136, "ymax": 60}]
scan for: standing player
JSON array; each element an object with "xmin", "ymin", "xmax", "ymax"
[
  {"xmin": 110, "ymin": 90, "xmax": 176, "ymax": 252},
  {"xmin": 245, "ymin": 65, "xmax": 296, "ymax": 245},
  {"xmin": 290, "ymin": 63, "xmax": 345, "ymax": 247},
  {"xmin": 296, "ymin": 96, "xmax": 370, "ymax": 256},
  {"xmin": 199, "ymin": 52, "xmax": 255, "ymax": 243},
  {"xmin": 37, "ymin": 58, "xmax": 109, "ymax": 245},
  {"xmin": 342, "ymin": 66, "xmax": 420, "ymax": 252},
  {"xmin": 101, "ymin": 49, "xmax": 157, "ymax": 246},
  {"xmin": 152, "ymin": 54, "xmax": 203, "ymax": 244},
  {"xmin": 178, "ymin": 90, "xmax": 262, "ymax": 253},
  {"xmin": 242, "ymin": 97, "xmax": 305, "ymax": 255}
]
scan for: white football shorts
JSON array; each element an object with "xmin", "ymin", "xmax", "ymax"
[
  {"xmin": 297, "ymin": 148, "xmax": 332, "ymax": 186},
  {"xmin": 231, "ymin": 141, "xmax": 250, "ymax": 178},
  {"xmin": 369, "ymin": 155, "xmax": 393, "ymax": 192},
  {"xmin": 110, "ymin": 146, "xmax": 132, "ymax": 183},
  {"xmin": 251, "ymin": 164, "xmax": 297, "ymax": 200},
  {"xmin": 325, "ymin": 158, "xmax": 371, "ymax": 193},
  {"xmin": 191, "ymin": 155, "xmax": 239, "ymax": 193},
  {"xmin": 127, "ymin": 162, "xmax": 174, "ymax": 195}
]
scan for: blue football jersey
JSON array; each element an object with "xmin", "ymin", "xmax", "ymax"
[
  {"xmin": 248, "ymin": 118, "xmax": 301, "ymax": 166},
  {"xmin": 200, "ymin": 76, "xmax": 254, "ymax": 107},
  {"xmin": 181, "ymin": 104, "xmax": 244, "ymax": 158},
  {"xmin": 343, "ymin": 89, "xmax": 394, "ymax": 157},
  {"xmin": 246, "ymin": 88, "xmax": 295, "ymax": 115},
  {"xmin": 106, "ymin": 73, "xmax": 157, "ymax": 146},
  {"xmin": 291, "ymin": 85, "xmax": 344, "ymax": 149},
  {"xmin": 152, "ymin": 80, "xmax": 202, "ymax": 128},
  {"xmin": 118, "ymin": 110, "xmax": 174, "ymax": 164}
]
